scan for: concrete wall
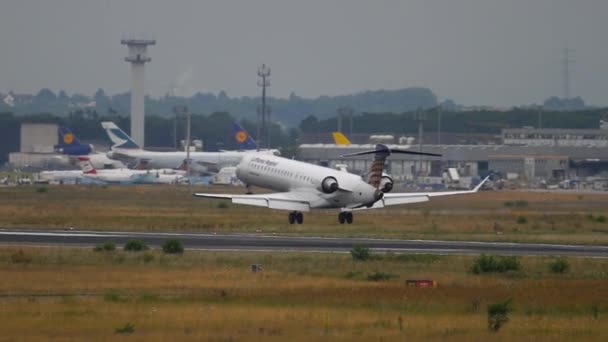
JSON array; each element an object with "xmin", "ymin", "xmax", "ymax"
[{"xmin": 20, "ymin": 123, "xmax": 58, "ymax": 153}]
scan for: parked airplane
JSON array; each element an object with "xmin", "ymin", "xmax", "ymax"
[
  {"xmin": 101, "ymin": 121, "xmax": 279, "ymax": 173},
  {"xmin": 55, "ymin": 126, "xmax": 124, "ymax": 169},
  {"xmin": 77, "ymin": 157, "xmax": 159, "ymax": 184},
  {"xmin": 332, "ymin": 132, "xmax": 352, "ymax": 145},
  {"xmin": 195, "ymin": 144, "xmax": 490, "ymax": 224}
]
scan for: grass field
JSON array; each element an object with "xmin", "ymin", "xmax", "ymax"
[
  {"xmin": 1, "ymin": 185, "xmax": 608, "ymax": 244},
  {"xmin": 0, "ymin": 246, "xmax": 607, "ymax": 341}
]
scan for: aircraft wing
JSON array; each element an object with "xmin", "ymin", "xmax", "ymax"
[
  {"xmin": 194, "ymin": 191, "xmax": 315, "ymax": 212},
  {"xmin": 353, "ymin": 175, "xmax": 491, "ymax": 209}
]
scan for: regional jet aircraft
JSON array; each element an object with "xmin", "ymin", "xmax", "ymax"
[
  {"xmin": 101, "ymin": 121, "xmax": 279, "ymax": 173},
  {"xmin": 194, "ymin": 144, "xmax": 490, "ymax": 224}
]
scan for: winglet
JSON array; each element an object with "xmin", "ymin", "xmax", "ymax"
[{"xmin": 472, "ymin": 175, "xmax": 492, "ymax": 192}]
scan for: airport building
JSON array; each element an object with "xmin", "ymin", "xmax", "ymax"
[
  {"xmin": 502, "ymin": 128, "xmax": 608, "ymax": 147},
  {"xmin": 298, "ymin": 143, "xmax": 608, "ymax": 183},
  {"xmin": 8, "ymin": 123, "xmax": 70, "ymax": 169}
]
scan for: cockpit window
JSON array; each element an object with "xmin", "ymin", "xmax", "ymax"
[{"xmin": 273, "ymin": 150, "xmax": 281, "ymax": 156}]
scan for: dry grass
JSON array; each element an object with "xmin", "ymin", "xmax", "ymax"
[
  {"xmin": 1, "ymin": 185, "xmax": 608, "ymax": 244},
  {"xmin": 0, "ymin": 247, "xmax": 607, "ymax": 341}
]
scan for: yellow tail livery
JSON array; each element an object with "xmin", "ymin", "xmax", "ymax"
[{"xmin": 332, "ymin": 132, "xmax": 352, "ymax": 145}]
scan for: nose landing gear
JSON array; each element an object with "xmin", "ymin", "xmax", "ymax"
[
  {"xmin": 338, "ymin": 211, "xmax": 353, "ymax": 224},
  {"xmin": 288, "ymin": 211, "xmax": 304, "ymax": 224}
]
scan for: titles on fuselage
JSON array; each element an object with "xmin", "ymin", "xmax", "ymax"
[{"xmin": 251, "ymin": 157, "xmax": 279, "ymax": 167}]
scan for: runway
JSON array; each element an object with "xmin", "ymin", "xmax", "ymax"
[{"xmin": 0, "ymin": 229, "xmax": 607, "ymax": 257}]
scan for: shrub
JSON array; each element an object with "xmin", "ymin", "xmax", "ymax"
[
  {"xmin": 350, "ymin": 244, "xmax": 371, "ymax": 261},
  {"xmin": 487, "ymin": 299, "xmax": 512, "ymax": 332},
  {"xmin": 143, "ymin": 253, "xmax": 154, "ymax": 263},
  {"xmin": 123, "ymin": 240, "xmax": 149, "ymax": 252},
  {"xmin": 549, "ymin": 257, "xmax": 570, "ymax": 273},
  {"xmin": 162, "ymin": 239, "xmax": 184, "ymax": 254},
  {"xmin": 217, "ymin": 202, "xmax": 230, "ymax": 209},
  {"xmin": 35, "ymin": 186, "xmax": 48, "ymax": 193},
  {"xmin": 516, "ymin": 216, "xmax": 527, "ymax": 224},
  {"xmin": 11, "ymin": 250, "xmax": 32, "ymax": 264},
  {"xmin": 587, "ymin": 214, "xmax": 606, "ymax": 223},
  {"xmin": 367, "ymin": 271, "xmax": 395, "ymax": 282},
  {"xmin": 95, "ymin": 241, "xmax": 116, "ymax": 252},
  {"xmin": 503, "ymin": 200, "xmax": 528, "ymax": 208},
  {"xmin": 471, "ymin": 255, "xmax": 521, "ymax": 274},
  {"xmin": 115, "ymin": 322, "xmax": 135, "ymax": 335}
]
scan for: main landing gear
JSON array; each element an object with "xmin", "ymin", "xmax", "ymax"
[
  {"xmin": 288, "ymin": 211, "xmax": 303, "ymax": 224},
  {"xmin": 338, "ymin": 212, "xmax": 353, "ymax": 224}
]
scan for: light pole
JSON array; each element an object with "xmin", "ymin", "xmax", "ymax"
[{"xmin": 257, "ymin": 64, "xmax": 271, "ymax": 148}]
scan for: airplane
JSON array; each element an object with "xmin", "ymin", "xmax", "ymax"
[
  {"xmin": 101, "ymin": 121, "xmax": 279, "ymax": 174},
  {"xmin": 55, "ymin": 126, "xmax": 124, "ymax": 169},
  {"xmin": 77, "ymin": 157, "xmax": 159, "ymax": 184},
  {"xmin": 194, "ymin": 144, "xmax": 490, "ymax": 224},
  {"xmin": 37, "ymin": 169, "xmax": 84, "ymax": 184}
]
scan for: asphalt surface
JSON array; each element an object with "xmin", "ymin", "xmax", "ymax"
[{"xmin": 0, "ymin": 228, "xmax": 607, "ymax": 257}]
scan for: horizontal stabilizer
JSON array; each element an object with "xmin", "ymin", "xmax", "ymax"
[{"xmin": 341, "ymin": 144, "xmax": 442, "ymax": 158}]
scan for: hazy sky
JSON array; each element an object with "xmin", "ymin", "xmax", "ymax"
[{"xmin": 1, "ymin": 0, "xmax": 607, "ymax": 106}]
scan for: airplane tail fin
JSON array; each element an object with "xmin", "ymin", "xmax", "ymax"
[
  {"xmin": 343, "ymin": 144, "xmax": 442, "ymax": 189},
  {"xmin": 77, "ymin": 156, "xmax": 97, "ymax": 174},
  {"xmin": 101, "ymin": 121, "xmax": 141, "ymax": 150},
  {"xmin": 176, "ymin": 159, "xmax": 189, "ymax": 171},
  {"xmin": 232, "ymin": 122, "xmax": 258, "ymax": 150},
  {"xmin": 54, "ymin": 126, "xmax": 93, "ymax": 155},
  {"xmin": 332, "ymin": 132, "xmax": 352, "ymax": 146}
]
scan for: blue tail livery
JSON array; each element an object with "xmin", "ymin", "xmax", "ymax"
[
  {"xmin": 54, "ymin": 126, "xmax": 93, "ymax": 155},
  {"xmin": 232, "ymin": 122, "xmax": 258, "ymax": 150}
]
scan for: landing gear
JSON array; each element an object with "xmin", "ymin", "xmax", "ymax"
[
  {"xmin": 288, "ymin": 211, "xmax": 304, "ymax": 224},
  {"xmin": 338, "ymin": 212, "xmax": 353, "ymax": 224}
]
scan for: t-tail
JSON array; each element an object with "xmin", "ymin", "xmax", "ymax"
[
  {"xmin": 343, "ymin": 144, "xmax": 442, "ymax": 192},
  {"xmin": 232, "ymin": 122, "xmax": 258, "ymax": 150},
  {"xmin": 101, "ymin": 121, "xmax": 141, "ymax": 150},
  {"xmin": 54, "ymin": 126, "xmax": 93, "ymax": 155},
  {"xmin": 77, "ymin": 157, "xmax": 97, "ymax": 174}
]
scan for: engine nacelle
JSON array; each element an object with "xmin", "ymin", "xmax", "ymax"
[
  {"xmin": 321, "ymin": 176, "xmax": 339, "ymax": 194},
  {"xmin": 379, "ymin": 175, "xmax": 393, "ymax": 193}
]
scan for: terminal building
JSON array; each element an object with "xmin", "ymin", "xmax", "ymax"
[
  {"xmin": 502, "ymin": 128, "xmax": 608, "ymax": 147},
  {"xmin": 299, "ymin": 136, "xmax": 608, "ymax": 185}
]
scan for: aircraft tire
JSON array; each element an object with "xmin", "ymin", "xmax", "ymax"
[
  {"xmin": 338, "ymin": 212, "xmax": 346, "ymax": 224},
  {"xmin": 345, "ymin": 212, "xmax": 353, "ymax": 224},
  {"xmin": 288, "ymin": 212, "xmax": 296, "ymax": 224},
  {"xmin": 296, "ymin": 212, "xmax": 304, "ymax": 224}
]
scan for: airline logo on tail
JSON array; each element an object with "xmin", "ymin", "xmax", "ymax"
[
  {"xmin": 101, "ymin": 122, "xmax": 141, "ymax": 149},
  {"xmin": 55, "ymin": 126, "xmax": 93, "ymax": 155},
  {"xmin": 232, "ymin": 122, "xmax": 258, "ymax": 150}
]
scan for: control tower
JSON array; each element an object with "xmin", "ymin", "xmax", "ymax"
[{"xmin": 121, "ymin": 38, "xmax": 155, "ymax": 147}]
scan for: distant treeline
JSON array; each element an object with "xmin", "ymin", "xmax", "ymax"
[
  {"xmin": 1, "ymin": 87, "xmax": 438, "ymax": 127},
  {"xmin": 300, "ymin": 108, "xmax": 608, "ymax": 135}
]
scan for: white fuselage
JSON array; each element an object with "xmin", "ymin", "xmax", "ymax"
[
  {"xmin": 109, "ymin": 149, "xmax": 278, "ymax": 173},
  {"xmin": 235, "ymin": 153, "xmax": 379, "ymax": 209}
]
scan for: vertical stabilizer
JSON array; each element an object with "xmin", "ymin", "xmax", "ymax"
[
  {"xmin": 332, "ymin": 132, "xmax": 352, "ymax": 146},
  {"xmin": 101, "ymin": 121, "xmax": 141, "ymax": 150},
  {"xmin": 233, "ymin": 122, "xmax": 258, "ymax": 150},
  {"xmin": 77, "ymin": 157, "xmax": 97, "ymax": 174}
]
